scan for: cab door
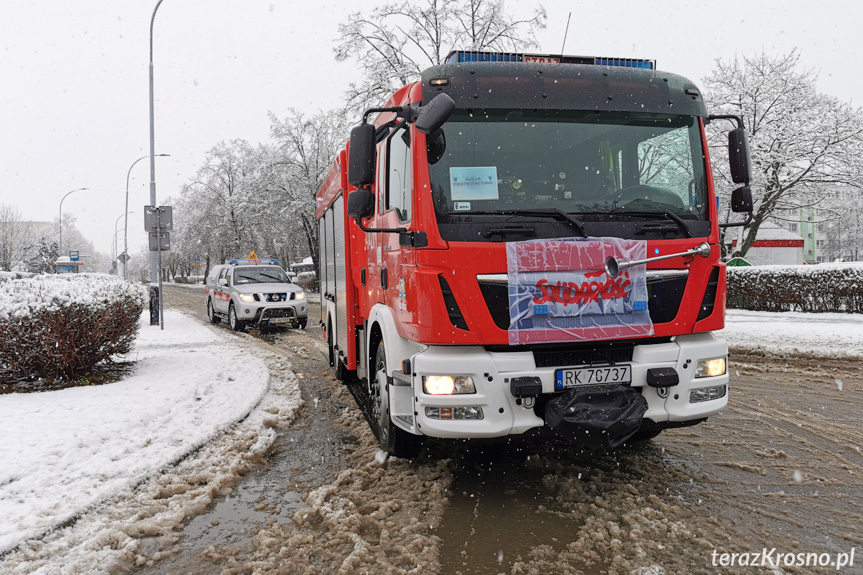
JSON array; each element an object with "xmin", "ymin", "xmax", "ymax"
[
  {"xmin": 379, "ymin": 121, "xmax": 417, "ymax": 322},
  {"xmin": 214, "ymin": 267, "xmax": 231, "ymax": 314}
]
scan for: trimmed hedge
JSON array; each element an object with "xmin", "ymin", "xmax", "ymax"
[
  {"xmin": 0, "ymin": 274, "xmax": 146, "ymax": 386},
  {"xmin": 727, "ymin": 264, "xmax": 863, "ymax": 313}
]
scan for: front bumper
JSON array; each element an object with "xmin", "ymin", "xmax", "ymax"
[
  {"xmin": 234, "ymin": 302, "xmax": 308, "ymax": 326},
  {"xmin": 399, "ymin": 332, "xmax": 728, "ymax": 439}
]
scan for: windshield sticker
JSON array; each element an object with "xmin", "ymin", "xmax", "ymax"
[
  {"xmin": 453, "ymin": 202, "xmax": 471, "ymax": 211},
  {"xmin": 450, "ymin": 167, "xmax": 499, "ymax": 201},
  {"xmin": 506, "ymin": 237, "xmax": 652, "ymax": 344}
]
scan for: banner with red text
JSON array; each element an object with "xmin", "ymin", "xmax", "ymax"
[{"xmin": 506, "ymin": 238, "xmax": 652, "ymax": 344}]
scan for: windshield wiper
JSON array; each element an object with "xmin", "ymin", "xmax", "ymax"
[
  {"xmin": 454, "ymin": 209, "xmax": 588, "ymax": 237},
  {"xmin": 609, "ymin": 209, "xmax": 692, "ymax": 238}
]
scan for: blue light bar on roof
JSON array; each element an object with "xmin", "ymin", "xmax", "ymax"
[
  {"xmin": 228, "ymin": 258, "xmax": 279, "ymax": 265},
  {"xmin": 445, "ymin": 50, "xmax": 655, "ymax": 69}
]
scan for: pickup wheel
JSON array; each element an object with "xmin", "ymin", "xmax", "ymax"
[
  {"xmin": 298, "ymin": 318, "xmax": 307, "ymax": 330},
  {"xmin": 228, "ymin": 303, "xmax": 244, "ymax": 332},
  {"xmin": 371, "ymin": 340, "xmax": 424, "ymax": 459},
  {"xmin": 207, "ymin": 298, "xmax": 220, "ymax": 324}
]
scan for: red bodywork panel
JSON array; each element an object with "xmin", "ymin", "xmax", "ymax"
[{"xmin": 316, "ymin": 83, "xmax": 727, "ymax": 370}]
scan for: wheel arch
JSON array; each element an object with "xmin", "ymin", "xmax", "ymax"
[{"xmin": 366, "ymin": 303, "xmax": 426, "ymax": 379}]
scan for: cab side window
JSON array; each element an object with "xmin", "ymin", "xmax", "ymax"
[
  {"xmin": 218, "ymin": 268, "xmax": 229, "ymax": 285},
  {"xmin": 387, "ymin": 124, "xmax": 412, "ymax": 222}
]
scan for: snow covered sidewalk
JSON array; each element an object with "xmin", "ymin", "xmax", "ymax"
[
  {"xmin": 0, "ymin": 310, "xmax": 282, "ymax": 557},
  {"xmin": 721, "ymin": 309, "xmax": 863, "ymax": 357}
]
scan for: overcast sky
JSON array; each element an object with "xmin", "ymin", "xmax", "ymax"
[{"xmin": 1, "ymin": 0, "xmax": 860, "ymax": 259}]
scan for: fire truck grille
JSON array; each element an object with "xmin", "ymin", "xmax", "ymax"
[
  {"xmin": 533, "ymin": 344, "xmax": 634, "ymax": 368},
  {"xmin": 478, "ymin": 274, "xmax": 688, "ymax": 330}
]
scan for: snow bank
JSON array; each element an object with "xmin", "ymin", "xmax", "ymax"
[
  {"xmin": 0, "ymin": 310, "xmax": 274, "ymax": 556},
  {"xmin": 0, "ymin": 273, "xmax": 145, "ymax": 321}
]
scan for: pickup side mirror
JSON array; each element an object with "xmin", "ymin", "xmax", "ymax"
[
  {"xmin": 347, "ymin": 188, "xmax": 375, "ymax": 219},
  {"xmin": 728, "ymin": 128, "xmax": 752, "ymax": 184},
  {"xmin": 731, "ymin": 185, "xmax": 753, "ymax": 213},
  {"xmin": 348, "ymin": 123, "xmax": 376, "ymax": 188},
  {"xmin": 218, "ymin": 278, "xmax": 228, "ymax": 287},
  {"xmin": 416, "ymin": 93, "xmax": 455, "ymax": 135}
]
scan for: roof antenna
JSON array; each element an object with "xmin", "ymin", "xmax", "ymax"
[{"xmin": 559, "ymin": 12, "xmax": 572, "ymax": 57}]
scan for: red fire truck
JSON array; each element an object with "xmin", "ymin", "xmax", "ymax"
[{"xmin": 317, "ymin": 51, "xmax": 753, "ymax": 458}]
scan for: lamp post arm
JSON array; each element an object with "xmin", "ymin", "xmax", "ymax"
[{"xmin": 58, "ymin": 187, "xmax": 88, "ymax": 256}]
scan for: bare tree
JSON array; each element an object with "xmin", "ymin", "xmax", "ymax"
[
  {"xmin": 267, "ymin": 108, "xmax": 349, "ymax": 278},
  {"xmin": 335, "ymin": 0, "xmax": 547, "ymax": 111},
  {"xmin": 703, "ymin": 51, "xmax": 863, "ymax": 258},
  {"xmin": 0, "ymin": 204, "xmax": 36, "ymax": 271}
]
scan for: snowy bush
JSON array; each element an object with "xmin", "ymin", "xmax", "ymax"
[
  {"xmin": 727, "ymin": 263, "xmax": 863, "ymax": 313},
  {"xmin": 0, "ymin": 274, "xmax": 146, "ymax": 386}
]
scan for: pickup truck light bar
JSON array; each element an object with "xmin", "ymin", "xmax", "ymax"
[{"xmin": 227, "ymin": 258, "xmax": 279, "ymax": 265}]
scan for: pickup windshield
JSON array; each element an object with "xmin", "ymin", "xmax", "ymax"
[
  {"xmin": 426, "ymin": 110, "xmax": 709, "ymax": 225},
  {"xmin": 232, "ymin": 267, "xmax": 291, "ymax": 285}
]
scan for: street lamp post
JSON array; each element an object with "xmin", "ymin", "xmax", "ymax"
[
  {"xmin": 115, "ymin": 212, "xmax": 134, "ymax": 274},
  {"xmin": 125, "ymin": 155, "xmax": 167, "ymax": 280},
  {"xmin": 149, "ymin": 0, "xmax": 165, "ymax": 328},
  {"xmin": 58, "ymin": 187, "xmax": 89, "ymax": 256}
]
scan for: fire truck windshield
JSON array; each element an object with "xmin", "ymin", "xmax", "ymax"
[{"xmin": 426, "ymin": 109, "xmax": 709, "ymax": 236}]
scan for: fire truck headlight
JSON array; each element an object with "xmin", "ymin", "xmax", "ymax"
[
  {"xmin": 238, "ymin": 294, "xmax": 255, "ymax": 303},
  {"xmin": 295, "ymin": 292, "xmax": 305, "ymax": 300},
  {"xmin": 695, "ymin": 357, "xmax": 726, "ymax": 378},
  {"xmin": 423, "ymin": 375, "xmax": 476, "ymax": 395}
]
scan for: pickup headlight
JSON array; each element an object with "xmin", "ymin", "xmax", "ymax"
[
  {"xmin": 295, "ymin": 292, "xmax": 305, "ymax": 300},
  {"xmin": 422, "ymin": 375, "xmax": 476, "ymax": 395},
  {"xmin": 695, "ymin": 357, "xmax": 726, "ymax": 378},
  {"xmin": 238, "ymin": 293, "xmax": 255, "ymax": 303}
]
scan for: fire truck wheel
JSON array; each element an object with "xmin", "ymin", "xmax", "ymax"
[
  {"xmin": 228, "ymin": 303, "xmax": 244, "ymax": 332},
  {"xmin": 207, "ymin": 298, "xmax": 220, "ymax": 324},
  {"xmin": 372, "ymin": 341, "xmax": 424, "ymax": 459},
  {"xmin": 328, "ymin": 320, "xmax": 346, "ymax": 380}
]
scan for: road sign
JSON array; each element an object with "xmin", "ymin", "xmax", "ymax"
[
  {"xmin": 117, "ymin": 252, "xmax": 130, "ymax": 264},
  {"xmin": 144, "ymin": 205, "xmax": 173, "ymax": 231},
  {"xmin": 149, "ymin": 231, "xmax": 171, "ymax": 251},
  {"xmin": 69, "ymin": 250, "xmax": 80, "ymax": 261}
]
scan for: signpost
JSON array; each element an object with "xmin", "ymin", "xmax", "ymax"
[{"xmin": 144, "ymin": 205, "xmax": 172, "ymax": 329}]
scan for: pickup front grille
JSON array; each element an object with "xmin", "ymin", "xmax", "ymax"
[{"xmin": 264, "ymin": 293, "xmax": 290, "ymax": 302}]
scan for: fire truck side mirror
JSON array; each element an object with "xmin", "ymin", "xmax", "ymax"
[
  {"xmin": 730, "ymin": 185, "xmax": 753, "ymax": 213},
  {"xmin": 415, "ymin": 93, "xmax": 455, "ymax": 134},
  {"xmin": 728, "ymin": 128, "xmax": 752, "ymax": 184},
  {"xmin": 348, "ymin": 123, "xmax": 376, "ymax": 188},
  {"xmin": 347, "ymin": 188, "xmax": 375, "ymax": 219}
]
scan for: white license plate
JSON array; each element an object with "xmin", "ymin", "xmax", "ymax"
[
  {"xmin": 268, "ymin": 317, "xmax": 291, "ymax": 324},
  {"xmin": 555, "ymin": 365, "xmax": 631, "ymax": 390}
]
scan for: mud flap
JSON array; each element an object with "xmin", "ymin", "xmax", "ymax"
[{"xmin": 545, "ymin": 385, "xmax": 648, "ymax": 448}]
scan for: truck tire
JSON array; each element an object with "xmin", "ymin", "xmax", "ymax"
[
  {"xmin": 372, "ymin": 341, "xmax": 424, "ymax": 459},
  {"xmin": 207, "ymin": 298, "xmax": 220, "ymax": 324},
  {"xmin": 328, "ymin": 319, "xmax": 346, "ymax": 381},
  {"xmin": 228, "ymin": 303, "xmax": 244, "ymax": 332}
]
